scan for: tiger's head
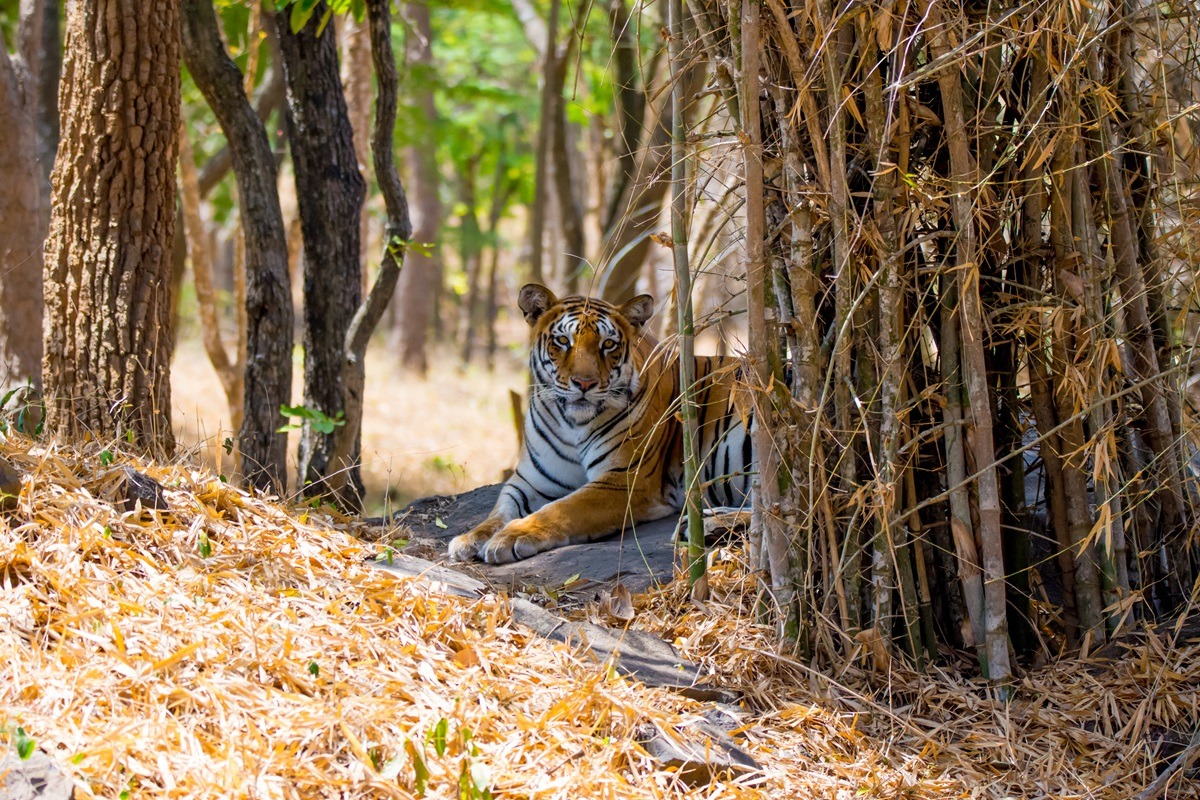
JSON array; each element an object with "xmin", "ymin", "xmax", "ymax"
[{"xmin": 519, "ymin": 283, "xmax": 655, "ymax": 425}]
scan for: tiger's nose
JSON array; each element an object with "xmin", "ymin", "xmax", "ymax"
[{"xmin": 572, "ymin": 377, "xmax": 598, "ymax": 392}]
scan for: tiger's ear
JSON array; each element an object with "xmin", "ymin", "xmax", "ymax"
[
  {"xmin": 619, "ymin": 294, "xmax": 655, "ymax": 330},
  {"xmin": 518, "ymin": 283, "xmax": 558, "ymax": 326}
]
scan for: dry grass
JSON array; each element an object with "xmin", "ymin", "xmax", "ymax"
[
  {"xmin": 171, "ymin": 335, "xmax": 527, "ymax": 513},
  {"xmin": 1, "ymin": 435, "xmax": 1197, "ymax": 798}
]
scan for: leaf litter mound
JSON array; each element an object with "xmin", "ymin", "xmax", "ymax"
[{"xmin": 0, "ymin": 437, "xmax": 1196, "ymax": 798}]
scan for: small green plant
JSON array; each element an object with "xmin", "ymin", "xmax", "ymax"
[
  {"xmin": 198, "ymin": 531, "xmax": 212, "ymax": 558},
  {"xmin": 12, "ymin": 726, "xmax": 35, "ymax": 760},
  {"xmin": 307, "ymin": 660, "xmax": 320, "ymax": 677},
  {"xmin": 99, "ymin": 449, "xmax": 115, "ymax": 466},
  {"xmin": 0, "ymin": 386, "xmax": 44, "ymax": 438},
  {"xmin": 404, "ymin": 720, "xmax": 490, "ymax": 799},
  {"xmin": 278, "ymin": 404, "xmax": 345, "ymax": 435},
  {"xmin": 374, "ymin": 539, "xmax": 410, "ymax": 565}
]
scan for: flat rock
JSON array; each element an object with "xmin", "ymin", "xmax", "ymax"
[
  {"xmin": 635, "ymin": 717, "xmax": 760, "ymax": 785},
  {"xmin": 378, "ymin": 483, "xmax": 682, "ymax": 597},
  {"xmin": 121, "ymin": 468, "xmax": 169, "ymax": 512},
  {"xmin": 0, "ymin": 750, "xmax": 74, "ymax": 800},
  {"xmin": 0, "ymin": 456, "xmax": 21, "ymax": 511}
]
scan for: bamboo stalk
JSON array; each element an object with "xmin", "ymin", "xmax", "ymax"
[
  {"xmin": 741, "ymin": 0, "xmax": 794, "ymax": 636},
  {"xmin": 669, "ymin": 0, "xmax": 704, "ymax": 589},
  {"xmin": 818, "ymin": 1, "xmax": 868, "ymax": 644},
  {"xmin": 921, "ymin": 0, "xmax": 1011, "ymax": 689}
]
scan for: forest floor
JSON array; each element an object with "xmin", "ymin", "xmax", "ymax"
[{"xmin": 0, "ymin": 435, "xmax": 1198, "ymax": 798}]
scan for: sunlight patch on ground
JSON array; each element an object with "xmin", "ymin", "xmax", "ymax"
[{"xmin": 171, "ymin": 336, "xmax": 526, "ymax": 513}]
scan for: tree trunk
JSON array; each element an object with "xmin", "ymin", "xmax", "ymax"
[
  {"xmin": 598, "ymin": 51, "xmax": 702, "ymax": 304},
  {"xmin": 42, "ymin": 0, "xmax": 179, "ymax": 451},
  {"xmin": 393, "ymin": 1, "xmax": 442, "ymax": 375},
  {"xmin": 524, "ymin": 0, "xmax": 559, "ymax": 286},
  {"xmin": 341, "ymin": 13, "xmax": 374, "ymax": 285},
  {"xmin": 321, "ymin": 0, "xmax": 413, "ymax": 505},
  {"xmin": 181, "ymin": 0, "xmax": 293, "ymax": 492},
  {"xmin": 179, "ymin": 123, "xmax": 243, "ymax": 432},
  {"xmin": 457, "ymin": 156, "xmax": 483, "ymax": 365},
  {"xmin": 0, "ymin": 30, "xmax": 46, "ymax": 388},
  {"xmin": 276, "ymin": 5, "xmax": 367, "ymax": 507}
]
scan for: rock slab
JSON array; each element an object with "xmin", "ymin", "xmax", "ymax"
[
  {"xmin": 379, "ymin": 483, "xmax": 682, "ymax": 596},
  {"xmin": 0, "ymin": 750, "xmax": 74, "ymax": 800}
]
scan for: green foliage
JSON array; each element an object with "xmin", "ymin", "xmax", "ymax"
[
  {"xmin": 99, "ymin": 450, "xmax": 115, "ymax": 467},
  {"xmin": 278, "ymin": 404, "xmax": 346, "ymax": 435},
  {"xmin": 13, "ymin": 726, "xmax": 35, "ymax": 760},
  {"xmin": 0, "ymin": 385, "xmax": 44, "ymax": 438},
  {"xmin": 374, "ymin": 538, "xmax": 410, "ymax": 565}
]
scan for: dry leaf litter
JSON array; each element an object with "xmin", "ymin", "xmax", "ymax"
[{"xmin": 0, "ymin": 437, "xmax": 1196, "ymax": 798}]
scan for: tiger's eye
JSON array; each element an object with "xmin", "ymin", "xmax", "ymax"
[{"xmin": 554, "ymin": 335, "xmax": 570, "ymax": 349}]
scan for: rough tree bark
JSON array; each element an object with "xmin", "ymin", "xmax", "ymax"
[
  {"xmin": 341, "ymin": 13, "xmax": 374, "ymax": 283},
  {"xmin": 181, "ymin": 0, "xmax": 294, "ymax": 492},
  {"xmin": 42, "ymin": 0, "xmax": 180, "ymax": 450},
  {"xmin": 276, "ymin": 5, "xmax": 367, "ymax": 507},
  {"xmin": 393, "ymin": 0, "xmax": 442, "ymax": 375}
]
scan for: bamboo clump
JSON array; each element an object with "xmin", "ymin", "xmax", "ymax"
[{"xmin": 674, "ymin": 0, "xmax": 1200, "ymax": 683}]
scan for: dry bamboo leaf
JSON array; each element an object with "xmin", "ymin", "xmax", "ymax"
[{"xmin": 600, "ymin": 582, "xmax": 636, "ymax": 623}]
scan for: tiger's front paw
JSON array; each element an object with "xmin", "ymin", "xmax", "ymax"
[
  {"xmin": 448, "ymin": 518, "xmax": 505, "ymax": 562},
  {"xmin": 480, "ymin": 521, "xmax": 561, "ymax": 565}
]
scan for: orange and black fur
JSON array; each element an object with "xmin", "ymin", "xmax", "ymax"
[{"xmin": 449, "ymin": 284, "xmax": 752, "ymax": 564}]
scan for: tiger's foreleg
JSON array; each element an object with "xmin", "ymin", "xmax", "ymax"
[
  {"xmin": 479, "ymin": 477, "xmax": 674, "ymax": 564},
  {"xmin": 447, "ymin": 473, "xmax": 545, "ymax": 562}
]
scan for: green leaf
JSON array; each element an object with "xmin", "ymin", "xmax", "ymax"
[
  {"xmin": 429, "ymin": 718, "xmax": 448, "ymax": 757},
  {"xmin": 307, "ymin": 660, "xmax": 320, "ymax": 677},
  {"xmin": 14, "ymin": 727, "xmax": 35, "ymax": 760},
  {"xmin": 315, "ymin": 6, "xmax": 334, "ymax": 36},
  {"xmin": 434, "ymin": 517, "xmax": 447, "ymax": 530},
  {"xmin": 199, "ymin": 531, "xmax": 212, "ymax": 558},
  {"xmin": 406, "ymin": 740, "xmax": 429, "ymax": 797},
  {"xmin": 99, "ymin": 450, "xmax": 114, "ymax": 466}
]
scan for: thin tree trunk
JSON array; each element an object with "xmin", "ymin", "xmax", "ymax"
[
  {"xmin": 276, "ymin": 4, "xmax": 367, "ymax": 508},
  {"xmin": 598, "ymin": 42, "xmax": 702, "ymax": 304},
  {"xmin": 602, "ymin": 0, "xmax": 645, "ymax": 233},
  {"xmin": 463, "ymin": 158, "xmax": 511, "ymax": 366},
  {"xmin": 742, "ymin": 0, "xmax": 793, "ymax": 639},
  {"xmin": 179, "ymin": 123, "xmax": 243, "ymax": 432},
  {"xmin": 0, "ymin": 29, "xmax": 46, "ymax": 387},
  {"xmin": 181, "ymin": 0, "xmax": 293, "ymax": 492},
  {"xmin": 341, "ymin": 13, "xmax": 374, "ymax": 284},
  {"xmin": 457, "ymin": 156, "xmax": 483, "ymax": 364},
  {"xmin": 42, "ymin": 0, "xmax": 179, "ymax": 451},
  {"xmin": 323, "ymin": 0, "xmax": 413, "ymax": 504},
  {"xmin": 525, "ymin": 0, "xmax": 557, "ymax": 286},
  {"xmin": 394, "ymin": 1, "xmax": 441, "ymax": 375}
]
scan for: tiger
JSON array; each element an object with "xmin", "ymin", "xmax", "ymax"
[{"xmin": 449, "ymin": 283, "xmax": 753, "ymax": 565}]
